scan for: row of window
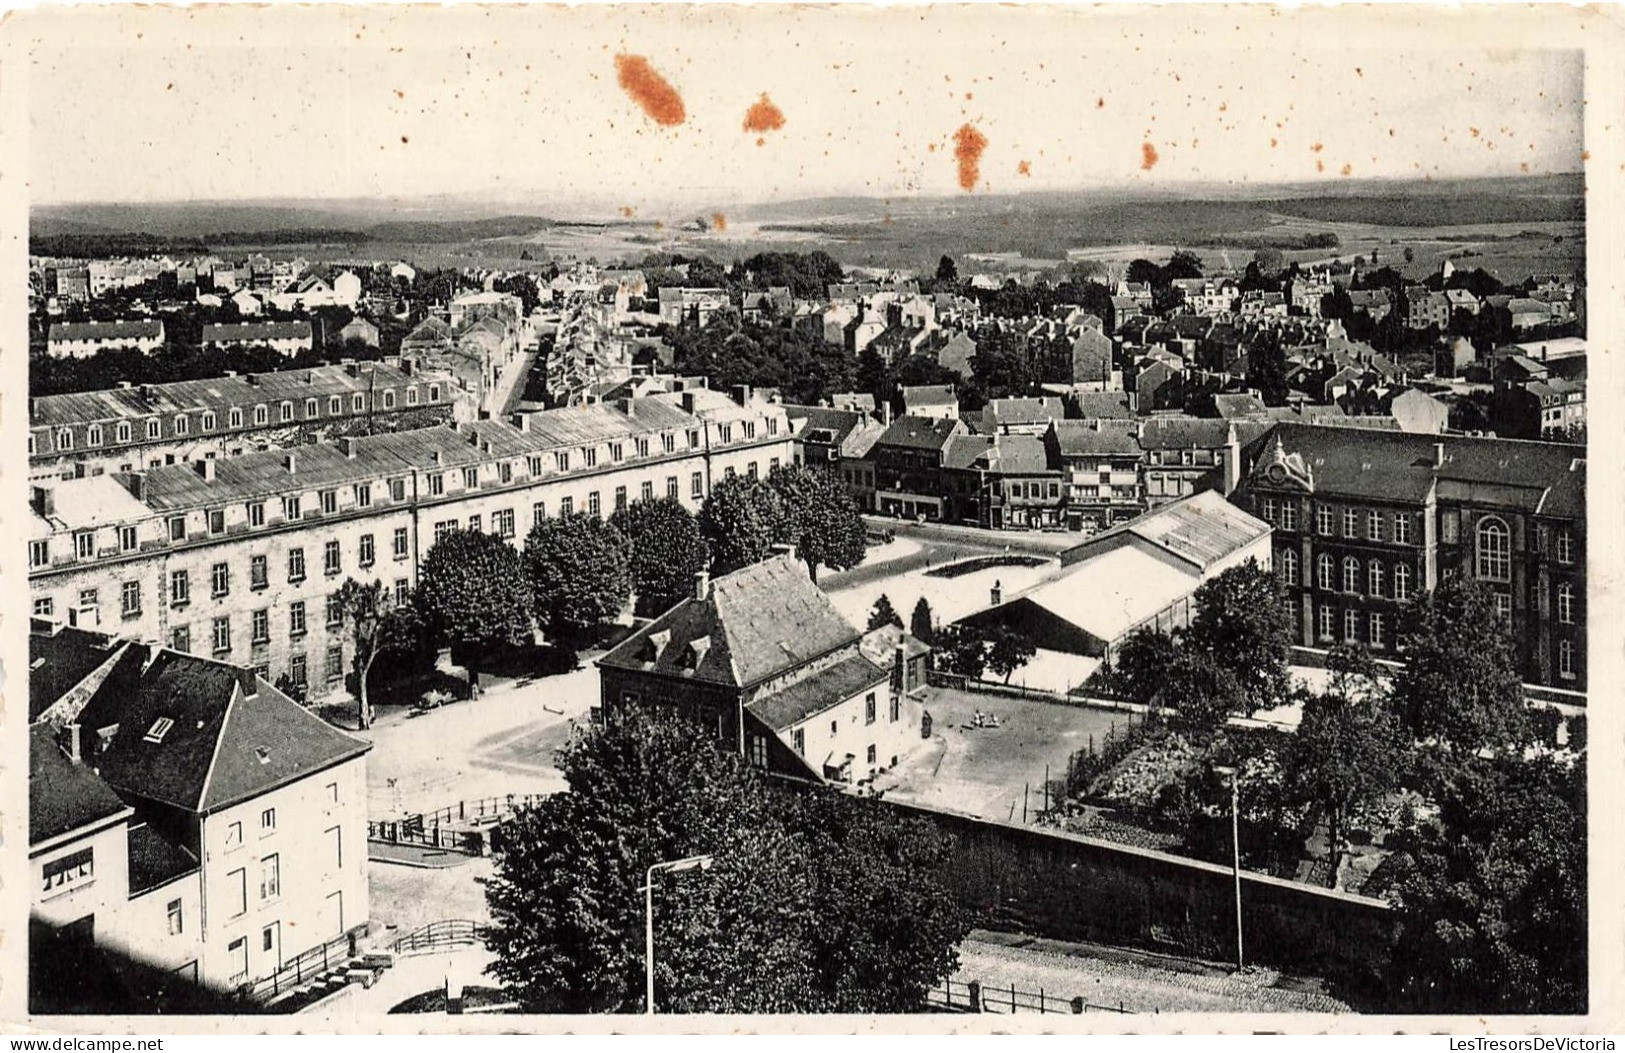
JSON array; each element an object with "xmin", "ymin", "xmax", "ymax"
[
  {"xmin": 1262, "ymin": 499, "xmax": 1416, "ymax": 545},
  {"xmin": 33, "ymin": 455, "xmax": 778, "ymax": 572},
  {"xmin": 35, "ymin": 386, "xmax": 439, "ymax": 455},
  {"xmin": 1281, "ymin": 550, "xmax": 1417, "ymax": 602}
]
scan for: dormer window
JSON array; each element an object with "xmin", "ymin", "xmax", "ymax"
[
  {"xmin": 144, "ymin": 717, "xmax": 175, "ymax": 743},
  {"xmin": 682, "ymin": 635, "xmax": 712, "ymax": 670}
]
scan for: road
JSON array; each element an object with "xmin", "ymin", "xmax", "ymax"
[{"xmin": 955, "ymin": 930, "xmax": 1348, "ymax": 1014}]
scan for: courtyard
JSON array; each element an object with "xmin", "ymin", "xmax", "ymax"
[{"xmin": 874, "ymin": 686, "xmax": 1132, "ymax": 823}]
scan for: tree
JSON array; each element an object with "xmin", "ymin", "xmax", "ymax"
[
  {"xmin": 1183, "ymin": 559, "xmax": 1294, "ymax": 716},
  {"xmin": 867, "ymin": 594, "xmax": 903, "ymax": 632},
  {"xmin": 415, "ymin": 528, "xmax": 533, "ymax": 676},
  {"xmin": 523, "ymin": 512, "xmax": 632, "ymax": 644},
  {"xmin": 1284, "ymin": 645, "xmax": 1404, "ymax": 874},
  {"xmin": 1383, "ymin": 754, "xmax": 1585, "ymax": 1014},
  {"xmin": 1163, "ymin": 249, "xmax": 1205, "ymax": 281},
  {"xmin": 1246, "ymin": 329, "xmax": 1291, "ymax": 407},
  {"xmin": 935, "ymin": 254, "xmax": 959, "ymax": 283},
  {"xmin": 1106, "ymin": 627, "xmax": 1179, "ymax": 705},
  {"xmin": 1390, "ymin": 575, "xmax": 1530, "ymax": 758},
  {"xmin": 766, "ymin": 463, "xmax": 867, "ymax": 581},
  {"xmin": 909, "ymin": 597, "xmax": 936, "ymax": 647},
  {"xmin": 1159, "ymin": 648, "xmax": 1242, "ymax": 735},
  {"xmin": 484, "ymin": 707, "xmax": 967, "ymax": 1012},
  {"xmin": 698, "ymin": 475, "xmax": 784, "ymax": 576},
  {"xmin": 984, "ymin": 626, "xmax": 1037, "ymax": 684},
  {"xmin": 934, "ymin": 623, "xmax": 988, "ymax": 680},
  {"xmin": 334, "ymin": 578, "xmax": 423, "ymax": 729},
  {"xmin": 610, "ymin": 498, "xmax": 710, "ymax": 617}
]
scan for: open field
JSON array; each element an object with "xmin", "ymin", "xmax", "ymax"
[
  {"xmin": 36, "ymin": 174, "xmax": 1585, "ymax": 280},
  {"xmin": 875, "ymin": 687, "xmax": 1130, "ymax": 822}
]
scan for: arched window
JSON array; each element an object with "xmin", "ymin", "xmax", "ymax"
[
  {"xmin": 1393, "ymin": 563, "xmax": 1413, "ymax": 601},
  {"xmin": 87, "ymin": 425, "xmax": 103, "ymax": 446},
  {"xmin": 1317, "ymin": 554, "xmax": 1334, "ymax": 591},
  {"xmin": 1556, "ymin": 581, "xmax": 1575, "ymax": 624},
  {"xmin": 56, "ymin": 429, "xmax": 72, "ymax": 451},
  {"xmin": 175, "ymin": 415, "xmax": 189, "ymax": 436},
  {"xmin": 1476, "ymin": 517, "xmax": 1511, "ymax": 581},
  {"xmin": 116, "ymin": 421, "xmax": 132, "ymax": 443},
  {"xmin": 1368, "ymin": 559, "xmax": 1385, "ymax": 598},
  {"xmin": 1278, "ymin": 548, "xmax": 1299, "ymax": 586},
  {"xmin": 1342, "ymin": 556, "xmax": 1360, "ymax": 594}
]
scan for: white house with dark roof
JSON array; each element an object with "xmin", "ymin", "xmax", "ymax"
[
  {"xmin": 34, "ymin": 626, "xmax": 372, "ymax": 994},
  {"xmin": 47, "ymin": 320, "xmax": 165, "ymax": 358},
  {"xmin": 598, "ymin": 554, "xmax": 930, "ymax": 786}
]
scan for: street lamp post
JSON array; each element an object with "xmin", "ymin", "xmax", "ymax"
[
  {"xmin": 641, "ymin": 854, "xmax": 715, "ymax": 1015},
  {"xmin": 1213, "ymin": 765, "xmax": 1243, "ymax": 971}
]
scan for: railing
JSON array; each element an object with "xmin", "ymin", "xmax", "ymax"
[
  {"xmin": 391, "ymin": 919, "xmax": 491, "ymax": 956},
  {"xmin": 923, "ymin": 977, "xmax": 1129, "ymax": 1015},
  {"xmin": 245, "ymin": 927, "xmax": 363, "ymax": 1002},
  {"xmin": 417, "ymin": 793, "xmax": 548, "ymax": 827},
  {"xmin": 367, "ymin": 820, "xmax": 485, "ymax": 856}
]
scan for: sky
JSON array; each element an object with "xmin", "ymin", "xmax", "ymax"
[{"xmin": 23, "ymin": 6, "xmax": 1586, "ymax": 211}]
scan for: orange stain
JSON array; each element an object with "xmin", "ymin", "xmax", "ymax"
[
  {"xmin": 1316, "ymin": 160, "xmax": 1325, "ymax": 173},
  {"xmin": 1096, "ymin": 98, "xmax": 1105, "ymax": 109},
  {"xmin": 614, "ymin": 53, "xmax": 685, "ymax": 127},
  {"xmin": 1141, "ymin": 142, "xmax": 1159, "ymax": 171},
  {"xmin": 620, "ymin": 206, "xmax": 635, "ymax": 219},
  {"xmin": 1270, "ymin": 138, "xmax": 1278, "ymax": 148},
  {"xmin": 1470, "ymin": 127, "xmax": 1481, "ymax": 138},
  {"xmin": 953, "ymin": 123, "xmax": 988, "ymax": 191},
  {"xmin": 711, "ymin": 213, "xmax": 728, "ymax": 232},
  {"xmin": 1340, "ymin": 163, "xmax": 1353, "ymax": 176},
  {"xmin": 742, "ymin": 93, "xmax": 786, "ymax": 137},
  {"xmin": 1017, "ymin": 160, "xmax": 1031, "ymax": 177},
  {"xmin": 1581, "ymin": 150, "xmax": 1591, "ymax": 162},
  {"xmin": 1311, "ymin": 142, "xmax": 1324, "ymax": 153}
]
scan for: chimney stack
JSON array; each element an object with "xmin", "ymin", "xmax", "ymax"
[
  {"xmin": 195, "ymin": 458, "xmax": 217, "ymax": 482},
  {"xmin": 340, "ymin": 437, "xmax": 359, "ymax": 459},
  {"xmin": 284, "ymin": 451, "xmax": 298, "ymax": 474},
  {"xmin": 1433, "ymin": 442, "xmax": 1446, "ymax": 469},
  {"xmin": 125, "ymin": 471, "xmax": 148, "ymax": 502},
  {"xmin": 693, "ymin": 569, "xmax": 710, "ymax": 601},
  {"xmin": 616, "ymin": 398, "xmax": 635, "ymax": 417},
  {"xmin": 33, "ymin": 485, "xmax": 55, "ymax": 517},
  {"xmin": 245, "ymin": 373, "xmax": 259, "ymax": 387},
  {"xmin": 733, "ymin": 384, "xmax": 753, "ymax": 407},
  {"xmin": 680, "ymin": 391, "xmax": 697, "ymax": 414}
]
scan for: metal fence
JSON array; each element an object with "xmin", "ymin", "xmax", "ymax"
[
  {"xmin": 245, "ymin": 928, "xmax": 364, "ymax": 1002},
  {"xmin": 923, "ymin": 977, "xmax": 1130, "ymax": 1015},
  {"xmin": 418, "ymin": 794, "xmax": 548, "ymax": 827},
  {"xmin": 367, "ymin": 819, "xmax": 486, "ymax": 856},
  {"xmin": 391, "ymin": 919, "xmax": 491, "ymax": 956}
]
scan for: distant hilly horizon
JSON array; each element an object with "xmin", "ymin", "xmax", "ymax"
[{"xmin": 31, "ymin": 172, "xmax": 1585, "ymax": 241}]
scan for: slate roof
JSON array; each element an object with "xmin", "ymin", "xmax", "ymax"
[
  {"xmin": 1072, "ymin": 392, "xmax": 1137, "ymax": 419},
  {"xmin": 984, "ymin": 397, "xmax": 1064, "ymax": 429},
  {"xmin": 29, "ymin": 623, "xmax": 122, "ymax": 722},
  {"xmin": 202, "ymin": 321, "xmax": 313, "ymax": 344},
  {"xmin": 747, "ymin": 653, "xmax": 890, "ymax": 732},
  {"xmin": 599, "ymin": 554, "xmax": 861, "ymax": 690},
  {"xmin": 77, "ymin": 648, "xmax": 369, "ymax": 814},
  {"xmin": 48, "ymin": 320, "xmax": 163, "ymax": 343},
  {"xmin": 1137, "ymin": 417, "xmax": 1233, "ymax": 450},
  {"xmin": 30, "ymin": 725, "xmax": 130, "ymax": 847},
  {"xmin": 128, "ymin": 823, "xmax": 200, "ymax": 897},
  {"xmin": 942, "ymin": 434, "xmax": 996, "ymax": 471},
  {"xmin": 1051, "ymin": 419, "xmax": 1140, "ymax": 457},
  {"xmin": 900, "ymin": 384, "xmax": 957, "ymax": 409},
  {"xmin": 1212, "ymin": 393, "xmax": 1270, "ymax": 420},
  {"xmin": 1248, "ymin": 423, "xmax": 1586, "ymax": 516},
  {"xmin": 31, "ymin": 363, "xmax": 419, "ymax": 430},
  {"xmin": 876, "ymin": 415, "xmax": 963, "ymax": 453}
]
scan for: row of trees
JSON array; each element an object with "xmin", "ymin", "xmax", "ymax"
[
  {"xmin": 484, "ymin": 706, "xmax": 969, "ymax": 1012},
  {"xmin": 1105, "ymin": 566, "xmax": 1584, "ymax": 1013},
  {"xmin": 333, "ymin": 465, "xmax": 868, "ymax": 726}
]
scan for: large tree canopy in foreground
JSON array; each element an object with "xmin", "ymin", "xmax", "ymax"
[{"xmin": 484, "ymin": 709, "xmax": 967, "ymax": 1013}]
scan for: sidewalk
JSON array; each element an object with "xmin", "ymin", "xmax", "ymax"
[{"xmin": 305, "ymin": 946, "xmax": 497, "ymax": 1018}]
